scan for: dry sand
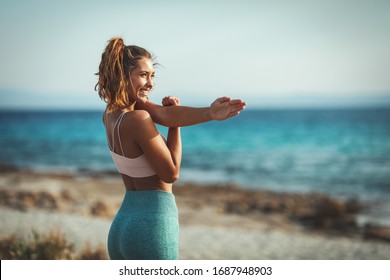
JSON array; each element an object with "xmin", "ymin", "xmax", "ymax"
[{"xmin": 0, "ymin": 169, "xmax": 389, "ymax": 259}]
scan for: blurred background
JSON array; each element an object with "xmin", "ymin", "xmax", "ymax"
[
  {"xmin": 0, "ymin": 0, "xmax": 389, "ymax": 259},
  {"xmin": 1, "ymin": 0, "xmax": 389, "ymax": 109}
]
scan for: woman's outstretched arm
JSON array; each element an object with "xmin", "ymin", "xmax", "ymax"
[{"xmin": 135, "ymin": 96, "xmax": 246, "ymax": 127}]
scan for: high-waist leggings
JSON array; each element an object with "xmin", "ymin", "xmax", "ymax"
[{"xmin": 107, "ymin": 190, "xmax": 179, "ymax": 260}]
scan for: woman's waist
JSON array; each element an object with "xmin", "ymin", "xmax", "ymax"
[
  {"xmin": 118, "ymin": 189, "xmax": 178, "ymax": 215},
  {"xmin": 121, "ymin": 174, "xmax": 173, "ymax": 192}
]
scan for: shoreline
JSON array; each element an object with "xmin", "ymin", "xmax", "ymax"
[
  {"xmin": 0, "ymin": 167, "xmax": 389, "ymax": 259},
  {"xmin": 3, "ymin": 163, "xmax": 389, "ymax": 227}
]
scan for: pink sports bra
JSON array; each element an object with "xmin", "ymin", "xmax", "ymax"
[{"xmin": 105, "ymin": 111, "xmax": 156, "ymax": 178}]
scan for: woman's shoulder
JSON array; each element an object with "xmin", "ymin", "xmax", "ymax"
[
  {"xmin": 123, "ymin": 110, "xmax": 153, "ymax": 127},
  {"xmin": 122, "ymin": 110, "xmax": 159, "ymax": 140},
  {"xmin": 125, "ymin": 109, "xmax": 151, "ymax": 120}
]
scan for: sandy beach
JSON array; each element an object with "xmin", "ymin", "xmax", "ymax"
[{"xmin": 0, "ymin": 167, "xmax": 389, "ymax": 260}]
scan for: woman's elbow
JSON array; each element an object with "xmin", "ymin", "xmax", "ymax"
[{"xmin": 161, "ymin": 172, "xmax": 179, "ymax": 184}]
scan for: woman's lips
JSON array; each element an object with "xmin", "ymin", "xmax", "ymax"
[{"xmin": 139, "ymin": 89, "xmax": 149, "ymax": 97}]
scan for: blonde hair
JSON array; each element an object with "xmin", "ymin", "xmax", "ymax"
[{"xmin": 95, "ymin": 37, "xmax": 153, "ymax": 112}]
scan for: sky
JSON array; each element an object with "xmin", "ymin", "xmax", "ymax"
[{"xmin": 0, "ymin": 0, "xmax": 390, "ymax": 109}]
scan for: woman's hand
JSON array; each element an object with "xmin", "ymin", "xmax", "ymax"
[
  {"xmin": 210, "ymin": 97, "xmax": 246, "ymax": 120},
  {"xmin": 162, "ymin": 96, "xmax": 180, "ymax": 106}
]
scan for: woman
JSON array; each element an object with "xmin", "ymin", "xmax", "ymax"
[{"xmin": 95, "ymin": 37, "xmax": 245, "ymax": 260}]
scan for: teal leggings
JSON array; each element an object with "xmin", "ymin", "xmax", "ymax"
[{"xmin": 107, "ymin": 190, "xmax": 179, "ymax": 260}]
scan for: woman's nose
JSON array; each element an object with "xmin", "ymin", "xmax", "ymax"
[{"xmin": 146, "ymin": 77, "xmax": 154, "ymax": 89}]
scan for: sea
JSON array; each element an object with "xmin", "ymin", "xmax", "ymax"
[{"xmin": 1, "ymin": 108, "xmax": 389, "ymax": 223}]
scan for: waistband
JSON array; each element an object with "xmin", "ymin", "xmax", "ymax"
[{"xmin": 119, "ymin": 190, "xmax": 177, "ymax": 215}]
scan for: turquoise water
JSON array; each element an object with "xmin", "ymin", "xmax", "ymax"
[{"xmin": 1, "ymin": 108, "xmax": 389, "ymax": 201}]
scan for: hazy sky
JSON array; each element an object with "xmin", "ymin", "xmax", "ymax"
[{"xmin": 1, "ymin": 0, "xmax": 390, "ymax": 109}]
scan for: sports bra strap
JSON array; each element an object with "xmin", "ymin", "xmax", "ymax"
[
  {"xmin": 115, "ymin": 112, "xmax": 127, "ymax": 155},
  {"xmin": 104, "ymin": 111, "xmax": 127, "ymax": 154}
]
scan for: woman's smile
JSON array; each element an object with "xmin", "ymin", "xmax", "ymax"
[{"xmin": 138, "ymin": 88, "xmax": 150, "ymax": 99}]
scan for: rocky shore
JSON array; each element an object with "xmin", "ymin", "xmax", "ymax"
[{"xmin": 0, "ymin": 166, "xmax": 389, "ymax": 259}]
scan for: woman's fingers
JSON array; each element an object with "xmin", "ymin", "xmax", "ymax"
[{"xmin": 162, "ymin": 96, "xmax": 180, "ymax": 106}]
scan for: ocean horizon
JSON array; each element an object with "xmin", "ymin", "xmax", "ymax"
[{"xmin": 1, "ymin": 107, "xmax": 389, "ymax": 204}]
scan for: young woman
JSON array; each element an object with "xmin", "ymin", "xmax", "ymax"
[{"xmin": 95, "ymin": 37, "xmax": 245, "ymax": 259}]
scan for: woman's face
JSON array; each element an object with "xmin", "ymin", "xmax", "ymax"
[{"xmin": 129, "ymin": 57, "xmax": 155, "ymax": 103}]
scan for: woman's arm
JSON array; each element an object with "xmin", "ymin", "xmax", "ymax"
[
  {"xmin": 162, "ymin": 96, "xmax": 182, "ymax": 181},
  {"xmin": 135, "ymin": 96, "xmax": 246, "ymax": 127},
  {"xmin": 166, "ymin": 126, "xmax": 181, "ymax": 181},
  {"xmin": 132, "ymin": 111, "xmax": 181, "ymax": 183}
]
